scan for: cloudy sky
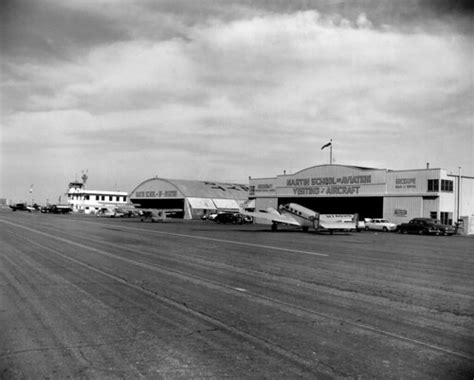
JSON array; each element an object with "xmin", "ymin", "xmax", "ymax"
[{"xmin": 1, "ymin": 0, "xmax": 473, "ymax": 204}]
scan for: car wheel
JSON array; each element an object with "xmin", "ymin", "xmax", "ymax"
[
  {"xmin": 365, "ymin": 226, "xmax": 369, "ymax": 231},
  {"xmin": 382, "ymin": 227, "xmax": 388, "ymax": 232},
  {"xmin": 418, "ymin": 230, "xmax": 424, "ymax": 235}
]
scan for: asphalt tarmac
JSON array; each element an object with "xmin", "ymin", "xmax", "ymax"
[{"xmin": 1, "ymin": 209, "xmax": 473, "ymax": 379}]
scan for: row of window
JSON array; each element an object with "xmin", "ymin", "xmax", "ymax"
[
  {"xmin": 430, "ymin": 211, "xmax": 453, "ymax": 225},
  {"xmin": 69, "ymin": 194, "xmax": 127, "ymax": 202},
  {"xmin": 427, "ymin": 179, "xmax": 453, "ymax": 192}
]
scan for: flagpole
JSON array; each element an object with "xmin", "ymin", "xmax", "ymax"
[
  {"xmin": 330, "ymin": 141, "xmax": 333, "ymax": 165},
  {"xmin": 321, "ymin": 139, "xmax": 333, "ymax": 165}
]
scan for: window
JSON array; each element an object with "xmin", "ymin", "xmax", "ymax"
[
  {"xmin": 427, "ymin": 179, "xmax": 439, "ymax": 192},
  {"xmin": 441, "ymin": 180, "xmax": 453, "ymax": 192},
  {"xmin": 85, "ymin": 195, "xmax": 90, "ymax": 200},
  {"xmin": 430, "ymin": 211, "xmax": 437, "ymax": 219},
  {"xmin": 440, "ymin": 212, "xmax": 452, "ymax": 225}
]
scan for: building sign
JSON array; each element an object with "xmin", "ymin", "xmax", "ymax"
[
  {"xmin": 250, "ymin": 181, "xmax": 276, "ymax": 197},
  {"xmin": 394, "ymin": 209, "xmax": 408, "ymax": 217},
  {"xmin": 287, "ymin": 175, "xmax": 372, "ymax": 186},
  {"xmin": 135, "ymin": 190, "xmax": 178, "ymax": 198},
  {"xmin": 286, "ymin": 175, "xmax": 371, "ymax": 196},
  {"xmin": 395, "ymin": 178, "xmax": 416, "ymax": 189},
  {"xmin": 292, "ymin": 186, "xmax": 361, "ymax": 195}
]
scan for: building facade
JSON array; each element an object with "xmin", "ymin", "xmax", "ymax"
[
  {"xmin": 249, "ymin": 165, "xmax": 473, "ymax": 226},
  {"xmin": 67, "ymin": 181, "xmax": 128, "ymax": 214},
  {"xmin": 129, "ymin": 178, "xmax": 249, "ymax": 219}
]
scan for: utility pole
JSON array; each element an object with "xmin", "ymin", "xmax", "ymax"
[{"xmin": 457, "ymin": 166, "xmax": 462, "ymax": 221}]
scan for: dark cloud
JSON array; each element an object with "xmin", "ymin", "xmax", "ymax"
[
  {"xmin": 147, "ymin": 0, "xmax": 473, "ymax": 33},
  {"xmin": 422, "ymin": 0, "xmax": 474, "ymax": 14},
  {"xmin": 0, "ymin": 0, "xmax": 130, "ymax": 63}
]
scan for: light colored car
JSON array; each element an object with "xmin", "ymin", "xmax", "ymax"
[
  {"xmin": 365, "ymin": 218, "xmax": 397, "ymax": 232},
  {"xmin": 357, "ymin": 220, "xmax": 366, "ymax": 230}
]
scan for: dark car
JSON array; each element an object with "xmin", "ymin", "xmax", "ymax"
[
  {"xmin": 41, "ymin": 204, "xmax": 72, "ymax": 214},
  {"xmin": 214, "ymin": 212, "xmax": 244, "ymax": 224},
  {"xmin": 432, "ymin": 219, "xmax": 456, "ymax": 236},
  {"xmin": 10, "ymin": 203, "xmax": 32, "ymax": 212},
  {"xmin": 398, "ymin": 218, "xmax": 454, "ymax": 236}
]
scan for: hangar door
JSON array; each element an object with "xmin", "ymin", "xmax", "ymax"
[
  {"xmin": 131, "ymin": 198, "xmax": 185, "ymax": 218},
  {"xmin": 278, "ymin": 197, "xmax": 383, "ymax": 220}
]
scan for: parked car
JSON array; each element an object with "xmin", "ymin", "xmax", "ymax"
[
  {"xmin": 214, "ymin": 212, "xmax": 243, "ymax": 224},
  {"xmin": 365, "ymin": 218, "xmax": 397, "ymax": 232},
  {"xmin": 398, "ymin": 218, "xmax": 454, "ymax": 236},
  {"xmin": 10, "ymin": 203, "xmax": 33, "ymax": 212},
  {"xmin": 432, "ymin": 220, "xmax": 456, "ymax": 236},
  {"xmin": 242, "ymin": 214, "xmax": 253, "ymax": 224},
  {"xmin": 201, "ymin": 212, "xmax": 218, "ymax": 221}
]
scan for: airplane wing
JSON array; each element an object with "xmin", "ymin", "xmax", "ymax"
[{"xmin": 240, "ymin": 208, "xmax": 302, "ymax": 227}]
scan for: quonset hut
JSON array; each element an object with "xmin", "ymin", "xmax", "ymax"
[{"xmin": 129, "ymin": 178, "xmax": 249, "ymax": 219}]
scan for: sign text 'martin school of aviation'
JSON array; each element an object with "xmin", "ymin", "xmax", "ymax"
[{"xmin": 287, "ymin": 175, "xmax": 372, "ymax": 196}]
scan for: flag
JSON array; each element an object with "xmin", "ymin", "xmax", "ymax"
[
  {"xmin": 29, "ymin": 184, "xmax": 33, "ymax": 194},
  {"xmin": 321, "ymin": 141, "xmax": 332, "ymax": 150}
]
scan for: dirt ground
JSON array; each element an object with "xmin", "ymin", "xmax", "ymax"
[{"xmin": 1, "ymin": 210, "xmax": 473, "ymax": 379}]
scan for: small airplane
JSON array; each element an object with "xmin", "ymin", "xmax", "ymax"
[
  {"xmin": 96, "ymin": 204, "xmax": 140, "ymax": 218},
  {"xmin": 139, "ymin": 209, "xmax": 166, "ymax": 223},
  {"xmin": 96, "ymin": 206, "xmax": 124, "ymax": 218},
  {"xmin": 240, "ymin": 203, "xmax": 359, "ymax": 234}
]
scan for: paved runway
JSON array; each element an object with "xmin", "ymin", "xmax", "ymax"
[{"xmin": 1, "ymin": 209, "xmax": 473, "ymax": 379}]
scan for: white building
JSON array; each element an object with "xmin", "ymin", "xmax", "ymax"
[
  {"xmin": 249, "ymin": 164, "xmax": 474, "ymax": 227},
  {"xmin": 67, "ymin": 181, "xmax": 128, "ymax": 214}
]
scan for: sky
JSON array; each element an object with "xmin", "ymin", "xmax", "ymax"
[{"xmin": 1, "ymin": 0, "xmax": 473, "ymax": 204}]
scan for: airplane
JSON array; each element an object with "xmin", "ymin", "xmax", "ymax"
[
  {"xmin": 96, "ymin": 206, "xmax": 124, "ymax": 218},
  {"xmin": 96, "ymin": 204, "xmax": 140, "ymax": 218},
  {"xmin": 139, "ymin": 209, "xmax": 166, "ymax": 223},
  {"xmin": 240, "ymin": 203, "xmax": 359, "ymax": 234}
]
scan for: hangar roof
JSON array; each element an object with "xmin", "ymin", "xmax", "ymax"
[
  {"xmin": 130, "ymin": 178, "xmax": 249, "ymax": 200},
  {"xmin": 290, "ymin": 164, "xmax": 379, "ymax": 175}
]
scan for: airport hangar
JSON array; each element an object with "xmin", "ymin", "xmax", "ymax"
[
  {"xmin": 129, "ymin": 178, "xmax": 250, "ymax": 219},
  {"xmin": 249, "ymin": 164, "xmax": 473, "ymax": 226},
  {"xmin": 129, "ymin": 164, "xmax": 473, "ymax": 226}
]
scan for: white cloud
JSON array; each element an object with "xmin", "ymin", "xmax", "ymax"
[{"xmin": 1, "ymin": 7, "xmax": 473, "ymax": 202}]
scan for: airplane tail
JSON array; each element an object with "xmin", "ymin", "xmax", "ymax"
[{"xmin": 318, "ymin": 214, "xmax": 358, "ymax": 231}]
